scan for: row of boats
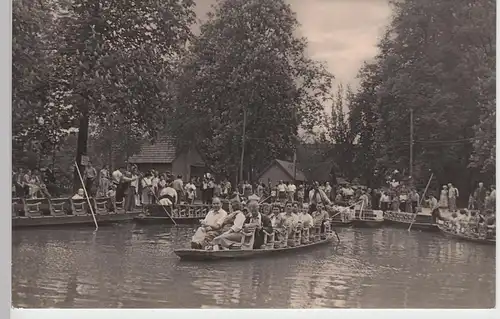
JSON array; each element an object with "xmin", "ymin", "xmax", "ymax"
[{"xmin": 12, "ymin": 196, "xmax": 496, "ymax": 249}]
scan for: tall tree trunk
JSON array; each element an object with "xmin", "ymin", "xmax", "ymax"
[{"xmin": 73, "ymin": 106, "xmax": 89, "ymax": 192}]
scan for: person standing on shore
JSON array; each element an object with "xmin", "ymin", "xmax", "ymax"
[
  {"xmin": 474, "ymin": 182, "xmax": 487, "ymax": 211},
  {"xmin": 173, "ymin": 175, "xmax": 184, "ymax": 204},
  {"xmin": 447, "ymin": 183, "xmax": 459, "ymax": 212},
  {"xmin": 98, "ymin": 165, "xmax": 110, "ymax": 197},
  {"xmin": 84, "ymin": 161, "xmax": 97, "ymax": 196}
]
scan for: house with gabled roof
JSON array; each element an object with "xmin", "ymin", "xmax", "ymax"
[
  {"xmin": 128, "ymin": 136, "xmax": 206, "ymax": 180},
  {"xmin": 257, "ymin": 159, "xmax": 308, "ymax": 185}
]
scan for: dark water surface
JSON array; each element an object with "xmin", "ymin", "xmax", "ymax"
[{"xmin": 12, "ymin": 223, "xmax": 495, "ymax": 308}]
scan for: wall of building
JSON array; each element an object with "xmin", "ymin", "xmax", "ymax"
[
  {"xmin": 136, "ymin": 163, "xmax": 172, "ymax": 175},
  {"xmin": 258, "ymin": 165, "xmax": 292, "ymax": 186},
  {"xmin": 171, "ymin": 148, "xmax": 206, "ymax": 181}
]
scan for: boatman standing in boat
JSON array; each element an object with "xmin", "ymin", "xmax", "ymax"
[
  {"xmin": 191, "ymin": 197, "xmax": 228, "ymax": 249},
  {"xmin": 158, "ymin": 179, "xmax": 178, "ymax": 209}
]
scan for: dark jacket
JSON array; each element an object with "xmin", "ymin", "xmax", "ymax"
[{"xmin": 245, "ymin": 213, "xmax": 273, "ymax": 249}]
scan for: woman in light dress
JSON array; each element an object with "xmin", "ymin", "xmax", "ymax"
[
  {"xmin": 439, "ymin": 185, "xmax": 448, "ymax": 208},
  {"xmin": 141, "ymin": 172, "xmax": 153, "ymax": 205},
  {"xmin": 98, "ymin": 165, "xmax": 110, "ymax": 197}
]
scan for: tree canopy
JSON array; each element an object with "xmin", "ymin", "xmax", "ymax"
[
  {"xmin": 174, "ymin": 0, "xmax": 333, "ymax": 181},
  {"xmin": 346, "ymin": 0, "xmax": 495, "ymax": 195}
]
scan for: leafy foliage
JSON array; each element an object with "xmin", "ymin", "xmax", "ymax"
[
  {"xmin": 174, "ymin": 0, "xmax": 333, "ymax": 180},
  {"xmin": 347, "ymin": 0, "xmax": 495, "ymax": 195}
]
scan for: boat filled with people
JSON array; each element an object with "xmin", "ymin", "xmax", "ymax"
[
  {"xmin": 436, "ymin": 209, "xmax": 496, "ymax": 245},
  {"xmin": 174, "ymin": 195, "xmax": 340, "ymax": 261}
]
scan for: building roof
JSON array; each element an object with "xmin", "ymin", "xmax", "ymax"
[
  {"xmin": 258, "ymin": 159, "xmax": 308, "ymax": 182},
  {"xmin": 128, "ymin": 136, "xmax": 178, "ymax": 164}
]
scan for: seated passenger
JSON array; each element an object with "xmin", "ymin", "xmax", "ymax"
[
  {"xmin": 268, "ymin": 204, "xmax": 282, "ymax": 228},
  {"xmin": 72, "ymin": 188, "xmax": 85, "ymax": 200},
  {"xmin": 212, "ymin": 200, "xmax": 247, "ymax": 250},
  {"xmin": 278, "ymin": 201, "xmax": 299, "ymax": 233},
  {"xmin": 298, "ymin": 206, "xmax": 313, "ymax": 228},
  {"xmin": 261, "ymin": 203, "xmax": 271, "ymax": 216},
  {"xmin": 190, "ymin": 197, "xmax": 228, "ymax": 249},
  {"xmin": 311, "ymin": 202, "xmax": 330, "ymax": 232},
  {"xmin": 246, "ymin": 197, "xmax": 273, "ymax": 249}
]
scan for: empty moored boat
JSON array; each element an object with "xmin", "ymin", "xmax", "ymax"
[{"xmin": 12, "ymin": 196, "xmax": 141, "ymax": 228}]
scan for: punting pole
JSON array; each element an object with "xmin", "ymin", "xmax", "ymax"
[
  {"xmin": 408, "ymin": 172, "xmax": 434, "ymax": 232},
  {"xmin": 144, "ymin": 177, "xmax": 177, "ymax": 226},
  {"xmin": 259, "ymin": 195, "xmax": 272, "ymax": 204},
  {"xmin": 359, "ymin": 201, "xmax": 365, "ymax": 220},
  {"xmin": 75, "ymin": 161, "xmax": 98, "ymax": 231}
]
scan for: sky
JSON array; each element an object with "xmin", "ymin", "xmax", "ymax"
[{"xmin": 192, "ymin": 0, "xmax": 393, "ymax": 89}]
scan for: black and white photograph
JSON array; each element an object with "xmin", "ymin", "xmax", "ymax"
[{"xmin": 10, "ymin": 0, "xmax": 496, "ymax": 311}]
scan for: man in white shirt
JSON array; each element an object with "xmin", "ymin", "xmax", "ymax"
[
  {"xmin": 427, "ymin": 193, "xmax": 440, "ymax": 223},
  {"xmin": 324, "ymin": 182, "xmax": 332, "ymax": 200},
  {"xmin": 212, "ymin": 199, "xmax": 246, "ymax": 249},
  {"xmin": 277, "ymin": 181, "xmax": 286, "ymax": 202},
  {"xmin": 159, "ymin": 181, "xmax": 178, "ymax": 207},
  {"xmin": 185, "ymin": 179, "xmax": 197, "ymax": 204},
  {"xmin": 191, "ymin": 197, "xmax": 228, "ymax": 249},
  {"xmin": 287, "ymin": 182, "xmax": 296, "ymax": 201},
  {"xmin": 172, "ymin": 175, "xmax": 184, "ymax": 204}
]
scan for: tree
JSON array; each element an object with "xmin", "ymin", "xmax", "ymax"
[
  {"xmin": 174, "ymin": 0, "xmax": 333, "ymax": 181},
  {"xmin": 12, "ymin": 0, "xmax": 69, "ymax": 165},
  {"xmin": 322, "ymin": 84, "xmax": 356, "ymax": 180},
  {"xmin": 51, "ymin": 0, "xmax": 196, "ymax": 189},
  {"xmin": 352, "ymin": 0, "xmax": 495, "ymax": 199},
  {"xmin": 469, "ymin": 68, "xmax": 496, "ymax": 182},
  {"xmin": 349, "ymin": 62, "xmax": 383, "ymax": 187}
]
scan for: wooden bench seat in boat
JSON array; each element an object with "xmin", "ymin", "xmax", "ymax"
[
  {"xmin": 274, "ymin": 229, "xmax": 288, "ymax": 248},
  {"xmin": 263, "ymin": 230, "xmax": 275, "ymax": 249},
  {"xmin": 48, "ymin": 198, "xmax": 71, "ymax": 216},
  {"xmin": 301, "ymin": 227, "xmax": 310, "ymax": 244},
  {"xmin": 312, "ymin": 225, "xmax": 322, "ymax": 242},
  {"xmin": 114, "ymin": 198, "xmax": 125, "ymax": 214},
  {"xmin": 94, "ymin": 197, "xmax": 111, "ymax": 215},
  {"xmin": 70, "ymin": 198, "xmax": 90, "ymax": 216},
  {"xmin": 23, "ymin": 198, "xmax": 46, "ymax": 218},
  {"xmin": 291, "ymin": 225, "xmax": 302, "ymax": 247},
  {"xmin": 227, "ymin": 226, "xmax": 257, "ymax": 250},
  {"xmin": 12, "ymin": 197, "xmax": 25, "ymax": 217}
]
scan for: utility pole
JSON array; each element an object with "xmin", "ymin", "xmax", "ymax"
[
  {"xmin": 409, "ymin": 108, "xmax": 414, "ymax": 186},
  {"xmin": 239, "ymin": 107, "xmax": 247, "ymax": 184}
]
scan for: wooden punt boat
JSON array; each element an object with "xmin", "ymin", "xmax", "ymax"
[
  {"xmin": 175, "ymin": 224, "xmax": 339, "ymax": 261},
  {"xmin": 383, "ymin": 211, "xmax": 439, "ymax": 232},
  {"xmin": 12, "ymin": 196, "xmax": 141, "ymax": 229},
  {"xmin": 438, "ymin": 224, "xmax": 496, "ymax": 245},
  {"xmin": 330, "ymin": 206, "xmax": 353, "ymax": 227},
  {"xmin": 350, "ymin": 209, "xmax": 385, "ymax": 228},
  {"xmin": 133, "ymin": 203, "xmax": 210, "ymax": 225},
  {"xmin": 175, "ymin": 236, "xmax": 337, "ymax": 261}
]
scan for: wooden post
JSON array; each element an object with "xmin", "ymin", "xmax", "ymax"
[
  {"xmin": 74, "ymin": 107, "xmax": 89, "ymax": 193},
  {"xmin": 239, "ymin": 107, "xmax": 247, "ymax": 183},
  {"xmin": 409, "ymin": 108, "xmax": 414, "ymax": 186}
]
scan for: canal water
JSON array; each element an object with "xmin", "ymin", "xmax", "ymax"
[{"xmin": 12, "ymin": 223, "xmax": 495, "ymax": 308}]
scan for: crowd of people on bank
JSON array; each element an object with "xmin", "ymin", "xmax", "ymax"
[
  {"xmin": 12, "ymin": 166, "xmax": 57, "ymax": 199},
  {"xmin": 12, "ymin": 161, "xmax": 496, "ymax": 220}
]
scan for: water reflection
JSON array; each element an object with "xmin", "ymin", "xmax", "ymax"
[{"xmin": 12, "ymin": 224, "xmax": 495, "ymax": 308}]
